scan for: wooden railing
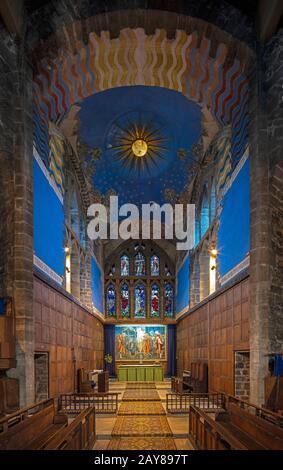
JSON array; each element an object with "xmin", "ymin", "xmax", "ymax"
[
  {"xmin": 224, "ymin": 394, "xmax": 283, "ymax": 428},
  {"xmin": 44, "ymin": 407, "xmax": 95, "ymax": 450},
  {"xmin": 0, "ymin": 398, "xmax": 56, "ymax": 434},
  {"xmin": 58, "ymin": 393, "xmax": 119, "ymax": 414},
  {"xmin": 166, "ymin": 392, "xmax": 224, "ymax": 414},
  {"xmin": 189, "ymin": 405, "xmax": 248, "ymax": 450}
]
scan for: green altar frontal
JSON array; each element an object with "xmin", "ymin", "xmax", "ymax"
[{"xmin": 117, "ymin": 364, "xmax": 164, "ymax": 381}]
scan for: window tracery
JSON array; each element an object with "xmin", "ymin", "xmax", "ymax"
[
  {"xmin": 106, "ymin": 282, "xmax": 116, "ymax": 317},
  {"xmin": 105, "ymin": 243, "xmax": 175, "ymax": 319}
]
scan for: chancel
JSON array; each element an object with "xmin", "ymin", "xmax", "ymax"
[{"xmin": 0, "ymin": 0, "xmax": 283, "ymax": 453}]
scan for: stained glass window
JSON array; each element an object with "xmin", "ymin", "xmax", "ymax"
[
  {"xmin": 120, "ymin": 254, "xmax": 130, "ymax": 276},
  {"xmin": 108, "ymin": 264, "xmax": 115, "ymax": 276},
  {"xmin": 134, "ymin": 283, "xmax": 146, "ymax": 318},
  {"xmin": 151, "ymin": 283, "xmax": 160, "ymax": 317},
  {"xmin": 106, "ymin": 283, "xmax": 116, "ymax": 316},
  {"xmin": 134, "ymin": 252, "xmax": 146, "ymax": 276},
  {"xmin": 165, "ymin": 264, "xmax": 172, "ymax": 276},
  {"xmin": 200, "ymin": 189, "xmax": 209, "ymax": 237},
  {"xmin": 164, "ymin": 283, "xmax": 174, "ymax": 317},
  {"xmin": 150, "ymin": 255, "xmax": 160, "ymax": 276},
  {"xmin": 120, "ymin": 282, "xmax": 130, "ymax": 317}
]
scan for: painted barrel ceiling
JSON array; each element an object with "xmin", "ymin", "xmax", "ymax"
[{"xmin": 76, "ymin": 86, "xmax": 202, "ymax": 206}]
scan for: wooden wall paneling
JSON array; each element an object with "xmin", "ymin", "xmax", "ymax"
[
  {"xmin": 177, "ymin": 277, "xmax": 250, "ymax": 394},
  {"xmin": 33, "ymin": 275, "xmax": 104, "ymax": 397}
]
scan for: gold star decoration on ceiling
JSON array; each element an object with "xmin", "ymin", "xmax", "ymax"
[{"xmin": 106, "ymin": 112, "xmax": 168, "ymax": 174}]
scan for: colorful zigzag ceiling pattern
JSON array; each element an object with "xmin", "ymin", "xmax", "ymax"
[{"xmin": 33, "ymin": 28, "xmax": 249, "ymax": 180}]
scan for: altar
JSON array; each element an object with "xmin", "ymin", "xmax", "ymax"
[{"xmin": 117, "ymin": 364, "xmax": 164, "ymax": 382}]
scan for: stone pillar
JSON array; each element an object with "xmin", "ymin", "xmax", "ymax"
[
  {"xmin": 80, "ymin": 254, "xmax": 93, "ymax": 309},
  {"xmin": 0, "ymin": 32, "xmax": 34, "ymax": 406},
  {"xmin": 249, "ymin": 27, "xmax": 283, "ymax": 405},
  {"xmin": 71, "ymin": 244, "xmax": 81, "ymax": 300},
  {"xmin": 264, "ymin": 28, "xmax": 283, "ymax": 356},
  {"xmin": 249, "ymin": 42, "xmax": 271, "ymax": 406}
]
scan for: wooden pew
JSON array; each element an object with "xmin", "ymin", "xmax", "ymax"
[
  {"xmin": 189, "ymin": 398, "xmax": 283, "ymax": 450},
  {"xmin": 44, "ymin": 407, "xmax": 96, "ymax": 450},
  {"xmin": 0, "ymin": 398, "xmax": 68, "ymax": 450},
  {"xmin": 189, "ymin": 405, "xmax": 247, "ymax": 450},
  {"xmin": 215, "ymin": 402, "xmax": 283, "ymax": 450}
]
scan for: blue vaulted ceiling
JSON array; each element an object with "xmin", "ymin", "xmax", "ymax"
[{"xmin": 78, "ymin": 86, "xmax": 202, "ymax": 206}]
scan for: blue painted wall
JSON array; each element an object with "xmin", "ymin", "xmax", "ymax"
[
  {"xmin": 176, "ymin": 255, "xmax": 190, "ymax": 314},
  {"xmin": 33, "ymin": 158, "xmax": 65, "ymax": 278},
  {"xmin": 218, "ymin": 158, "xmax": 250, "ymax": 277},
  {"xmin": 91, "ymin": 256, "xmax": 103, "ymax": 314}
]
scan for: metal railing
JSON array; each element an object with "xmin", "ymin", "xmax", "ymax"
[
  {"xmin": 58, "ymin": 393, "xmax": 119, "ymax": 414},
  {"xmin": 166, "ymin": 392, "xmax": 224, "ymax": 414}
]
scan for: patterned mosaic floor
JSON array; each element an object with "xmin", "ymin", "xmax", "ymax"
[
  {"xmin": 118, "ymin": 401, "xmax": 166, "ymax": 415},
  {"xmin": 112, "ymin": 415, "xmax": 172, "ymax": 437},
  {"xmin": 107, "ymin": 381, "xmax": 175, "ymax": 450},
  {"xmin": 108, "ymin": 437, "xmax": 177, "ymax": 450},
  {"xmin": 122, "ymin": 389, "xmax": 160, "ymax": 401},
  {"xmin": 126, "ymin": 382, "xmax": 156, "ymax": 389}
]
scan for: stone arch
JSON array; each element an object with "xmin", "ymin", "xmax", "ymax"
[
  {"xmin": 32, "ymin": 7, "xmax": 252, "ymax": 174},
  {"xmin": 33, "ymin": 26, "xmax": 250, "ymax": 130}
]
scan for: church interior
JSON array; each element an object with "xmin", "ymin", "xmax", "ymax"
[{"xmin": 0, "ymin": 0, "xmax": 283, "ymax": 452}]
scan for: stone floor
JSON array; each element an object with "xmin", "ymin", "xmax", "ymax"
[{"xmin": 93, "ymin": 380, "xmax": 193, "ymax": 450}]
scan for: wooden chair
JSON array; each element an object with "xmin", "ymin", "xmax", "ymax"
[
  {"xmin": 172, "ymin": 362, "xmax": 208, "ymax": 393},
  {"xmin": 77, "ymin": 368, "xmax": 93, "ymax": 393}
]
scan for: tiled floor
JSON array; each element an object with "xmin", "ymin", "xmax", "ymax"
[{"xmin": 94, "ymin": 380, "xmax": 193, "ymax": 450}]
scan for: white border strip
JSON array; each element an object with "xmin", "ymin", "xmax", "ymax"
[
  {"xmin": 219, "ymin": 255, "xmax": 250, "ymax": 286},
  {"xmin": 33, "ymin": 146, "xmax": 63, "ymax": 205},
  {"xmin": 222, "ymin": 146, "xmax": 249, "ymax": 197},
  {"xmin": 176, "ymin": 304, "xmax": 190, "ymax": 320},
  {"xmin": 34, "ymin": 254, "xmax": 63, "ymax": 285},
  {"xmin": 92, "ymin": 305, "xmax": 105, "ymax": 322}
]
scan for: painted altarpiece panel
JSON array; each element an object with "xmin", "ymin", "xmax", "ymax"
[{"xmin": 115, "ymin": 324, "xmax": 167, "ymax": 361}]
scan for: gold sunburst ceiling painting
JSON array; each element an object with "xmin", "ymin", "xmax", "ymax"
[{"xmin": 106, "ymin": 111, "xmax": 168, "ymax": 174}]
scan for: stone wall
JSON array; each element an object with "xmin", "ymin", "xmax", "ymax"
[
  {"xmin": 26, "ymin": 0, "xmax": 256, "ymax": 59},
  {"xmin": 249, "ymin": 25, "xmax": 283, "ymax": 405},
  {"xmin": 34, "ymin": 352, "xmax": 49, "ymax": 402},
  {"xmin": 0, "ymin": 18, "xmax": 35, "ymax": 406},
  {"xmin": 234, "ymin": 351, "xmax": 250, "ymax": 401},
  {"xmin": 264, "ymin": 27, "xmax": 283, "ymax": 354}
]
